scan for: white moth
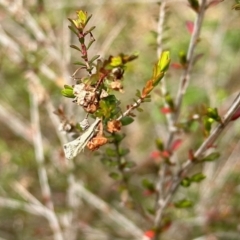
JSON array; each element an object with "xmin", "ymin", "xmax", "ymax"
[{"xmin": 63, "ymin": 118, "xmax": 101, "ymax": 159}]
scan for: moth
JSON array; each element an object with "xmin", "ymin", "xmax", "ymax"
[{"xmin": 63, "ymin": 118, "xmax": 101, "ymax": 159}]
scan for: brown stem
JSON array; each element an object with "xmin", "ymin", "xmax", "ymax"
[
  {"xmin": 78, "ymin": 30, "xmax": 92, "ymax": 75},
  {"xmin": 117, "ymin": 98, "xmax": 143, "ymax": 121}
]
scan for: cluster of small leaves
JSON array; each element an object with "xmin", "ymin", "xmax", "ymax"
[
  {"xmin": 141, "ymin": 51, "xmax": 170, "ymax": 98},
  {"xmin": 146, "ymin": 0, "xmax": 228, "ymax": 218},
  {"xmin": 180, "ymin": 172, "xmax": 206, "ymax": 188},
  {"xmin": 60, "ymin": 10, "xmax": 170, "ymax": 154},
  {"xmin": 174, "ymin": 199, "xmax": 193, "ymax": 208},
  {"xmin": 102, "ymin": 133, "xmax": 133, "ymax": 179},
  {"xmin": 203, "ymin": 107, "xmax": 221, "ymax": 136},
  {"xmin": 100, "ymin": 130, "xmax": 139, "ymax": 206}
]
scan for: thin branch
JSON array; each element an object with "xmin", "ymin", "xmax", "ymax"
[
  {"xmin": 0, "ymin": 24, "xmax": 57, "ymax": 81},
  {"xmin": 155, "ymin": 0, "xmax": 171, "ymax": 204},
  {"xmin": 67, "ymin": 175, "xmax": 144, "ymax": 239},
  {"xmin": 174, "ymin": 0, "xmax": 207, "ymax": 121},
  {"xmin": 0, "ymin": 0, "xmax": 61, "ymax": 62},
  {"xmin": 28, "ymin": 75, "xmax": 64, "ymax": 240},
  {"xmin": 29, "ymin": 79, "xmax": 53, "ymax": 210},
  {"xmin": 153, "ymin": 2, "xmax": 208, "ymax": 237},
  {"xmin": 0, "ymin": 101, "xmax": 33, "ymax": 143},
  {"xmin": 0, "ymin": 197, "xmax": 64, "ymax": 240},
  {"xmin": 0, "ymin": 25, "xmax": 22, "ymax": 63},
  {"xmin": 11, "ymin": 182, "xmax": 43, "ymax": 206},
  {"xmin": 157, "ymin": 1, "xmax": 166, "ymax": 57},
  {"xmin": 98, "ymin": 19, "xmax": 126, "ymax": 58},
  {"xmin": 156, "ymin": 0, "xmax": 175, "ymax": 146},
  {"xmin": 153, "ymin": 92, "xmax": 240, "ymax": 237},
  {"xmin": 166, "ymin": 0, "xmax": 208, "ymax": 148},
  {"xmin": 117, "ymin": 98, "xmax": 143, "ymax": 121}
]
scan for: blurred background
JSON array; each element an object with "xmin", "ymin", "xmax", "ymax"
[{"xmin": 0, "ymin": 0, "xmax": 240, "ymax": 239}]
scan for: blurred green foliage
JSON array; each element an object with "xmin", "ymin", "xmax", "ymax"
[{"xmin": 0, "ymin": 1, "xmax": 240, "ymax": 240}]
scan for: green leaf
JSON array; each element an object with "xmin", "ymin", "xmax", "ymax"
[
  {"xmin": 190, "ymin": 173, "xmax": 206, "ymax": 182},
  {"xmin": 136, "ymin": 107, "xmax": 143, "ymax": 112},
  {"xmin": 64, "ymin": 85, "xmax": 73, "ymax": 89},
  {"xmin": 74, "ymin": 61, "xmax": 86, "ymax": 66},
  {"xmin": 103, "ymin": 159, "xmax": 118, "ymax": 167},
  {"xmin": 179, "ymin": 50, "xmax": 187, "ymax": 66},
  {"xmin": 68, "ymin": 18, "xmax": 77, "ymax": 27},
  {"xmin": 155, "ymin": 138, "xmax": 164, "ymax": 151},
  {"xmin": 122, "ymin": 52, "xmax": 139, "ymax": 63},
  {"xmin": 105, "ymin": 148, "xmax": 117, "ymax": 157},
  {"xmin": 86, "ymin": 26, "xmax": 96, "ymax": 33},
  {"xmin": 174, "ymin": 199, "xmax": 193, "ymax": 208},
  {"xmin": 68, "ymin": 25, "xmax": 78, "ymax": 35},
  {"xmin": 203, "ymin": 116, "xmax": 214, "ymax": 135},
  {"xmin": 125, "ymin": 161, "xmax": 136, "ymax": 168},
  {"xmin": 181, "ymin": 177, "xmax": 191, "ymax": 187},
  {"xmin": 101, "ymin": 158, "xmax": 113, "ymax": 166},
  {"xmin": 206, "ymin": 107, "xmax": 221, "ymax": 122},
  {"xmin": 135, "ymin": 89, "xmax": 141, "ymax": 98},
  {"xmin": 143, "ymin": 98, "xmax": 151, "ymax": 102},
  {"xmin": 89, "ymin": 55, "xmax": 100, "ymax": 64},
  {"xmin": 152, "ymin": 72, "xmax": 164, "ymax": 87},
  {"xmin": 165, "ymin": 93, "xmax": 174, "ymax": 110},
  {"xmin": 146, "ymin": 207, "xmax": 155, "ymax": 215},
  {"xmin": 61, "ymin": 89, "xmax": 75, "ymax": 98},
  {"xmin": 110, "ymin": 56, "xmax": 122, "ymax": 67},
  {"xmin": 120, "ymin": 116, "xmax": 134, "ymax": 126},
  {"xmin": 113, "ymin": 133, "xmax": 126, "ymax": 143},
  {"xmin": 201, "ymin": 152, "xmax": 220, "ymax": 162},
  {"xmin": 109, "ymin": 172, "xmax": 121, "ymax": 180},
  {"xmin": 61, "ymin": 86, "xmax": 75, "ymax": 98},
  {"xmin": 98, "ymin": 95, "xmax": 120, "ymax": 119},
  {"xmin": 87, "ymin": 39, "xmax": 95, "ymax": 50},
  {"xmin": 188, "ymin": 0, "xmax": 199, "ymax": 11},
  {"xmin": 142, "ymin": 179, "xmax": 155, "ymax": 191},
  {"xmin": 232, "ymin": 3, "xmax": 240, "ymax": 10},
  {"xmin": 119, "ymin": 148, "xmax": 130, "ymax": 156},
  {"xmin": 70, "ymin": 45, "xmax": 82, "ymax": 52},
  {"xmin": 159, "ymin": 51, "xmax": 171, "ymax": 72},
  {"xmin": 152, "ymin": 51, "xmax": 170, "ymax": 87},
  {"xmin": 85, "ymin": 14, "xmax": 93, "ymax": 26}
]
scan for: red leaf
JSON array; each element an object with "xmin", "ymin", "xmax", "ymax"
[
  {"xmin": 171, "ymin": 139, "xmax": 182, "ymax": 151},
  {"xmin": 161, "ymin": 107, "xmax": 172, "ymax": 114},
  {"xmin": 231, "ymin": 107, "xmax": 240, "ymax": 121},
  {"xmin": 143, "ymin": 189, "xmax": 155, "ymax": 196},
  {"xmin": 208, "ymin": 0, "xmax": 223, "ymax": 8},
  {"xmin": 186, "ymin": 21, "xmax": 194, "ymax": 34},
  {"xmin": 171, "ymin": 62, "xmax": 183, "ymax": 69},
  {"xmin": 162, "ymin": 150, "xmax": 171, "ymax": 158},
  {"xmin": 144, "ymin": 230, "xmax": 155, "ymax": 239},
  {"xmin": 162, "ymin": 220, "xmax": 172, "ymax": 232},
  {"xmin": 150, "ymin": 151, "xmax": 161, "ymax": 159}
]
